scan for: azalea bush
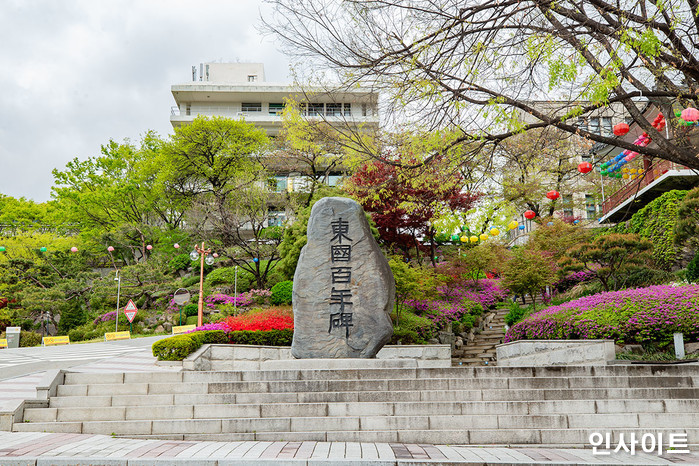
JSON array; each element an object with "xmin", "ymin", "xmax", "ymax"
[
  {"xmin": 552, "ymin": 270, "xmax": 597, "ymax": 294},
  {"xmin": 504, "ymin": 285, "xmax": 699, "ymax": 345},
  {"xmin": 205, "ymin": 293, "xmax": 253, "ymax": 308},
  {"xmin": 222, "ymin": 308, "xmax": 294, "ymax": 332}
]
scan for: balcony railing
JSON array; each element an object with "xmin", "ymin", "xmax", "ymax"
[{"xmin": 601, "ymin": 159, "xmax": 682, "ymax": 215}]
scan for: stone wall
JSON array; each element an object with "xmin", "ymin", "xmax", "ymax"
[
  {"xmin": 183, "ymin": 344, "xmax": 451, "ymax": 371},
  {"xmin": 495, "ymin": 340, "xmax": 615, "ymax": 366}
]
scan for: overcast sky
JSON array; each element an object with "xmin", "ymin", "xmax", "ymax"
[{"xmin": 0, "ymin": 0, "xmax": 291, "ymax": 202}]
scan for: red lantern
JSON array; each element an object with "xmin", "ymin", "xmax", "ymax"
[
  {"xmin": 546, "ymin": 190, "xmax": 560, "ymax": 200},
  {"xmin": 613, "ymin": 123, "xmax": 629, "ymax": 136},
  {"xmin": 524, "ymin": 210, "xmax": 536, "ymax": 220},
  {"xmin": 578, "ymin": 162, "xmax": 593, "ymax": 174},
  {"xmin": 681, "ymin": 107, "xmax": 699, "ymax": 122}
]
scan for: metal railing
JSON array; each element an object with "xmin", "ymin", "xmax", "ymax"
[{"xmin": 601, "ymin": 159, "xmax": 682, "ymax": 215}]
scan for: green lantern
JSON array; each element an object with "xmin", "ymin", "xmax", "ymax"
[
  {"xmin": 0, "ymin": 246, "xmax": 5, "ymax": 252},
  {"xmin": 40, "ymin": 247, "xmax": 47, "ymax": 252}
]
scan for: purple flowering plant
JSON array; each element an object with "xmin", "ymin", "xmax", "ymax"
[
  {"xmin": 504, "ymin": 285, "xmax": 699, "ymax": 345},
  {"xmin": 93, "ymin": 310, "xmax": 117, "ymax": 325}
]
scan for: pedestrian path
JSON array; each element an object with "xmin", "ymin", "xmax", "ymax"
[{"xmin": 0, "ymin": 432, "xmax": 696, "ymax": 464}]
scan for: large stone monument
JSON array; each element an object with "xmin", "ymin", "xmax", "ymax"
[{"xmin": 292, "ymin": 197, "xmax": 394, "ymax": 358}]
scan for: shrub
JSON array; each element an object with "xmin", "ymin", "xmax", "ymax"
[
  {"xmin": 169, "ymin": 254, "xmax": 191, "ymax": 274},
  {"xmin": 394, "ymin": 311, "xmax": 437, "ymax": 341},
  {"xmin": 206, "ymin": 267, "xmax": 255, "ymax": 291},
  {"xmin": 152, "ymin": 335, "xmax": 199, "ymax": 361},
  {"xmin": 687, "ymin": 251, "xmax": 699, "ymax": 283},
  {"xmin": 182, "ymin": 304, "xmax": 199, "ymax": 317},
  {"xmin": 504, "ymin": 301, "xmax": 530, "ymax": 327},
  {"xmin": 185, "ymin": 316, "xmax": 198, "ymax": 325},
  {"xmin": 19, "ymin": 331, "xmax": 42, "ymax": 347},
  {"xmin": 390, "ymin": 328, "xmax": 424, "ymax": 345},
  {"xmin": 222, "ymin": 308, "xmax": 294, "ymax": 332},
  {"xmin": 270, "ymin": 280, "xmax": 293, "ymax": 305},
  {"xmin": 504, "ymin": 285, "xmax": 699, "ymax": 345},
  {"xmin": 227, "ymin": 329, "xmax": 293, "ymax": 346}
]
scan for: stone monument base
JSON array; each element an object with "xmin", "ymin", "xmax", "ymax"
[{"xmin": 179, "ymin": 344, "xmax": 451, "ymax": 371}]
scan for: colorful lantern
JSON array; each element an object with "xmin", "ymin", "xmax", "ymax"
[
  {"xmin": 470, "ymin": 235, "xmax": 478, "ymax": 243},
  {"xmin": 40, "ymin": 247, "xmax": 47, "ymax": 252},
  {"xmin": 70, "ymin": 247, "xmax": 78, "ymax": 253},
  {"xmin": 518, "ymin": 225, "xmax": 525, "ymax": 230},
  {"xmin": 508, "ymin": 220, "xmax": 519, "ymax": 230},
  {"xmin": 490, "ymin": 228, "xmax": 500, "ymax": 236},
  {"xmin": 460, "ymin": 236, "xmax": 468, "ymax": 243},
  {"xmin": 613, "ymin": 123, "xmax": 630, "ymax": 136},
  {"xmin": 451, "ymin": 234, "xmax": 460, "ymax": 241},
  {"xmin": 146, "ymin": 245, "xmax": 153, "ymax": 250},
  {"xmin": 174, "ymin": 243, "xmax": 180, "ymax": 249},
  {"xmin": 546, "ymin": 190, "xmax": 560, "ymax": 200},
  {"xmin": 107, "ymin": 246, "xmax": 115, "ymax": 252},
  {"xmin": 623, "ymin": 174, "xmax": 629, "ymax": 179},
  {"xmin": 681, "ymin": 107, "xmax": 699, "ymax": 122},
  {"xmin": 524, "ymin": 210, "xmax": 536, "ymax": 220},
  {"xmin": 0, "ymin": 246, "xmax": 5, "ymax": 252},
  {"xmin": 479, "ymin": 233, "xmax": 488, "ymax": 241},
  {"xmin": 573, "ymin": 220, "xmax": 579, "ymax": 224},
  {"xmin": 578, "ymin": 162, "xmax": 593, "ymax": 174}
]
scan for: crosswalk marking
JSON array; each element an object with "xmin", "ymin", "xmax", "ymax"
[{"xmin": 0, "ymin": 345, "xmax": 146, "ymax": 367}]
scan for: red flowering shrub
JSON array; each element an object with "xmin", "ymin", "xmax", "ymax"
[{"xmin": 222, "ymin": 308, "xmax": 294, "ymax": 332}]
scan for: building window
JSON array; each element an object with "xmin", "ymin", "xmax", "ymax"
[
  {"xmin": 269, "ymin": 176, "xmax": 287, "ymax": 193},
  {"xmin": 268, "ymin": 211, "xmax": 285, "ymax": 227},
  {"xmin": 601, "ymin": 117, "xmax": 612, "ymax": 136},
  {"xmin": 326, "ymin": 174, "xmax": 342, "ymax": 187},
  {"xmin": 585, "ymin": 195, "xmax": 597, "ymax": 219},
  {"xmin": 326, "ymin": 103, "xmax": 342, "ymax": 116},
  {"xmin": 589, "ymin": 117, "xmax": 600, "ymax": 136},
  {"xmin": 247, "ymin": 75, "xmax": 257, "ymax": 82},
  {"xmin": 269, "ymin": 103, "xmax": 285, "ymax": 116},
  {"xmin": 575, "ymin": 118, "xmax": 587, "ymax": 132},
  {"xmin": 308, "ymin": 103, "xmax": 324, "ymax": 116},
  {"xmin": 343, "ymin": 103, "xmax": 352, "ymax": 116},
  {"xmin": 242, "ymin": 102, "xmax": 262, "ymax": 112},
  {"xmin": 185, "ymin": 104, "xmax": 191, "ymax": 116},
  {"xmin": 563, "ymin": 194, "xmax": 574, "ymax": 218}
]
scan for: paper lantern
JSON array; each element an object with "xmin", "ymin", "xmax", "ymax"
[
  {"xmin": 630, "ymin": 174, "xmax": 637, "ymax": 180},
  {"xmin": 213, "ymin": 253, "xmax": 219, "ymax": 258},
  {"xmin": 490, "ymin": 228, "xmax": 500, "ymax": 236},
  {"xmin": 174, "ymin": 243, "xmax": 180, "ymax": 249},
  {"xmin": 622, "ymin": 167, "xmax": 629, "ymax": 173},
  {"xmin": 253, "ymin": 258, "xmax": 259, "ymax": 263},
  {"xmin": 547, "ymin": 222, "xmax": 553, "ymax": 226},
  {"xmin": 546, "ymin": 190, "xmax": 560, "ymax": 200},
  {"xmin": 638, "ymin": 169, "xmax": 644, "ymax": 174},
  {"xmin": 578, "ymin": 162, "xmax": 593, "ymax": 174},
  {"xmin": 70, "ymin": 247, "xmax": 78, "ymax": 253},
  {"xmin": 508, "ymin": 220, "xmax": 519, "ymax": 230},
  {"xmin": 40, "ymin": 247, "xmax": 47, "ymax": 252},
  {"xmin": 460, "ymin": 236, "xmax": 468, "ymax": 243},
  {"xmin": 573, "ymin": 220, "xmax": 579, "ymax": 224},
  {"xmin": 451, "ymin": 234, "xmax": 460, "ymax": 241},
  {"xmin": 146, "ymin": 245, "xmax": 153, "ymax": 250},
  {"xmin": 0, "ymin": 246, "xmax": 6, "ymax": 252},
  {"xmin": 623, "ymin": 174, "xmax": 629, "ymax": 179},
  {"xmin": 470, "ymin": 235, "xmax": 478, "ymax": 243},
  {"xmin": 613, "ymin": 123, "xmax": 630, "ymax": 136},
  {"xmin": 107, "ymin": 246, "xmax": 115, "ymax": 252},
  {"xmin": 479, "ymin": 233, "xmax": 488, "ymax": 241},
  {"xmin": 524, "ymin": 210, "xmax": 536, "ymax": 220},
  {"xmin": 518, "ymin": 225, "xmax": 525, "ymax": 230},
  {"xmin": 681, "ymin": 107, "xmax": 699, "ymax": 122}
]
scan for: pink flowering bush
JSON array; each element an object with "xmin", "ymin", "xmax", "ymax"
[
  {"xmin": 504, "ymin": 285, "xmax": 699, "ymax": 345},
  {"xmin": 406, "ymin": 279, "xmax": 508, "ymax": 332},
  {"xmin": 205, "ymin": 293, "xmax": 253, "ymax": 308},
  {"xmin": 93, "ymin": 310, "xmax": 117, "ymax": 324}
]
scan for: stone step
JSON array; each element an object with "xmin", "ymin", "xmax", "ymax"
[
  {"xmin": 32, "ymin": 398, "xmax": 699, "ymax": 422},
  {"xmin": 53, "ymin": 375, "xmax": 697, "ymax": 397},
  {"xmin": 14, "ymin": 413, "xmax": 699, "ymax": 437},
  {"xmin": 45, "ymin": 386, "xmax": 699, "ymax": 405},
  {"xmin": 58, "ymin": 366, "xmax": 699, "ymax": 385}
]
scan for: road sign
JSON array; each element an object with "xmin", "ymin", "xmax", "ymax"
[{"xmin": 124, "ymin": 299, "xmax": 138, "ymax": 323}]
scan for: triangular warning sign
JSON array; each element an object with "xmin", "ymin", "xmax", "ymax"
[{"xmin": 124, "ymin": 299, "xmax": 138, "ymax": 323}]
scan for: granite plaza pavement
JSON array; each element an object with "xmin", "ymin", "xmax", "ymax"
[{"xmin": 1, "ymin": 338, "xmax": 698, "ymax": 465}]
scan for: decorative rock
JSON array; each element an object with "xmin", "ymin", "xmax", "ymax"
[
  {"xmin": 163, "ymin": 322, "xmax": 172, "ymax": 333},
  {"xmin": 685, "ymin": 342, "xmax": 699, "ymax": 355},
  {"xmin": 292, "ymin": 197, "xmax": 395, "ymax": 358},
  {"xmin": 154, "ymin": 325, "xmax": 165, "ymax": 333},
  {"xmin": 455, "ymin": 337, "xmax": 463, "ymax": 350}
]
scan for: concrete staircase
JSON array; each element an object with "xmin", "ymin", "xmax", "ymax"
[
  {"xmin": 13, "ymin": 365, "xmax": 699, "ymax": 446},
  {"xmin": 453, "ymin": 307, "xmax": 508, "ymax": 366}
]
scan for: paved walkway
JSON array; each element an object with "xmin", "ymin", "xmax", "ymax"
[{"xmin": 1, "ymin": 432, "xmax": 698, "ymax": 464}]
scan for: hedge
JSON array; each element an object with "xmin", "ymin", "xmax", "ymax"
[
  {"xmin": 151, "ymin": 329, "xmax": 293, "ymax": 361},
  {"xmin": 270, "ymin": 280, "xmax": 293, "ymax": 305}
]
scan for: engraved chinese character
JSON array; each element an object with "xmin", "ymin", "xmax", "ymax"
[
  {"xmin": 331, "ymin": 244, "xmax": 351, "ymax": 262},
  {"xmin": 329, "ymin": 287, "xmax": 353, "ymax": 310},
  {"xmin": 329, "ymin": 312, "xmax": 353, "ymax": 338},
  {"xmin": 331, "ymin": 266, "xmax": 352, "ymax": 284},
  {"xmin": 330, "ymin": 217, "xmax": 352, "ymax": 244}
]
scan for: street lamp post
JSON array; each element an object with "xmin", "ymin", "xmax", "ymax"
[{"xmin": 190, "ymin": 242, "xmax": 215, "ymax": 327}]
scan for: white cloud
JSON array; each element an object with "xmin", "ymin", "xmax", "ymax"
[{"xmin": 0, "ymin": 0, "xmax": 290, "ymax": 201}]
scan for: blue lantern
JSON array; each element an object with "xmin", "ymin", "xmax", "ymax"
[{"xmin": 518, "ymin": 225, "xmax": 525, "ymax": 230}]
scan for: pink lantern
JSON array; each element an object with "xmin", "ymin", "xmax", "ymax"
[
  {"xmin": 70, "ymin": 247, "xmax": 78, "ymax": 253},
  {"xmin": 681, "ymin": 107, "xmax": 699, "ymax": 122},
  {"xmin": 212, "ymin": 253, "xmax": 219, "ymax": 258},
  {"xmin": 107, "ymin": 246, "xmax": 115, "ymax": 252},
  {"xmin": 174, "ymin": 243, "xmax": 180, "ymax": 249},
  {"xmin": 146, "ymin": 245, "xmax": 153, "ymax": 250}
]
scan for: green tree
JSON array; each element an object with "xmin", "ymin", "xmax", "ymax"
[
  {"xmin": 560, "ymin": 233, "xmax": 654, "ymax": 291},
  {"xmin": 264, "ymin": 0, "xmax": 699, "ymax": 169},
  {"xmin": 501, "ymin": 248, "xmax": 556, "ymax": 310},
  {"xmin": 460, "ymin": 243, "xmax": 498, "ymax": 284}
]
